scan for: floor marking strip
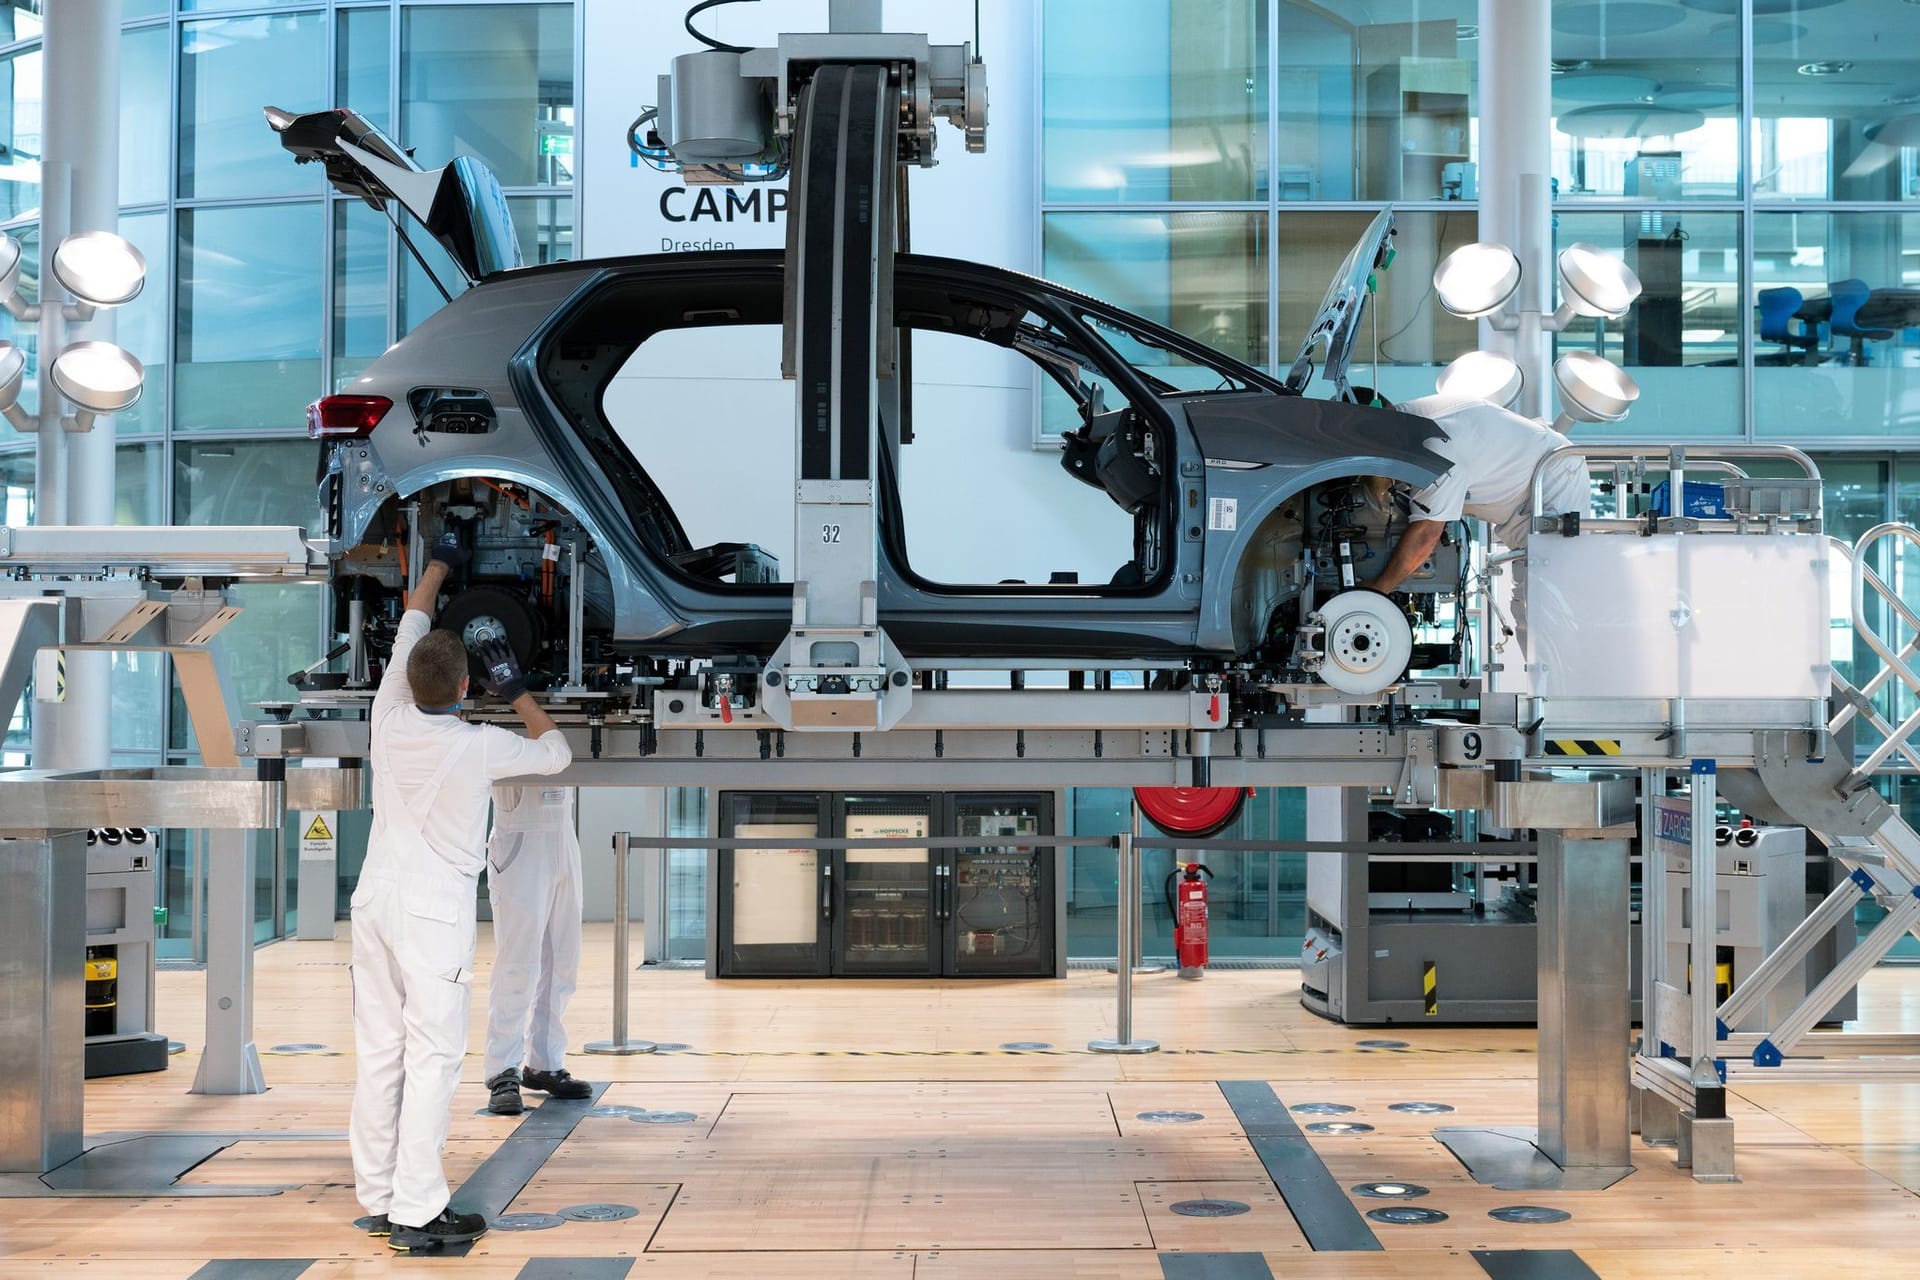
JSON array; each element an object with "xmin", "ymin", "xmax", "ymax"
[
  {"xmin": 1472, "ymin": 1248, "xmax": 1604, "ymax": 1280},
  {"xmin": 1217, "ymin": 1081, "xmax": 1382, "ymax": 1253},
  {"xmin": 514, "ymin": 1261, "xmax": 638, "ymax": 1280},
  {"xmin": 439, "ymin": 1085, "xmax": 610, "ymax": 1258},
  {"xmin": 1158, "ymin": 1252, "xmax": 1278, "ymax": 1280},
  {"xmin": 188, "ymin": 1263, "xmax": 313, "ymax": 1280}
]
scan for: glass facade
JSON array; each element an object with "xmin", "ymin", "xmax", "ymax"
[
  {"xmin": 1038, "ymin": 1, "xmax": 1920, "ymax": 958},
  {"xmin": 0, "ymin": 1, "xmax": 577, "ymax": 951},
  {"xmin": 1041, "ymin": 1, "xmax": 1920, "ymax": 443},
  {"xmin": 177, "ymin": 12, "xmax": 327, "ymax": 200},
  {"xmin": 1549, "ymin": 0, "xmax": 1741, "ymax": 199},
  {"xmin": 1042, "ymin": 0, "xmax": 1271, "ymax": 203}
]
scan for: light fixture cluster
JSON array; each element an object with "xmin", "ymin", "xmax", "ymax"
[
  {"xmin": 0, "ymin": 228, "xmax": 149, "ymax": 432},
  {"xmin": 1430, "ymin": 239, "xmax": 1643, "ymax": 429}
]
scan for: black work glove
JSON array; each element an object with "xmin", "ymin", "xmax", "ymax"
[
  {"xmin": 476, "ymin": 638, "xmax": 527, "ymax": 702},
  {"xmin": 429, "ymin": 530, "xmax": 471, "ymax": 570}
]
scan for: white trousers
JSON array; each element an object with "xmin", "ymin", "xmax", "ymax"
[
  {"xmin": 483, "ymin": 829, "xmax": 583, "ymax": 1077},
  {"xmin": 349, "ymin": 870, "xmax": 476, "ymax": 1227}
]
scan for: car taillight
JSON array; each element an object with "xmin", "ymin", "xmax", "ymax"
[{"xmin": 307, "ymin": 394, "xmax": 392, "ymax": 439}]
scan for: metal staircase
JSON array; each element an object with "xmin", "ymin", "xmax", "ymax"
[{"xmin": 1706, "ymin": 524, "xmax": 1920, "ymax": 1078}]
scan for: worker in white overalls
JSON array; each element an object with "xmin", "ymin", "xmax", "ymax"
[
  {"xmin": 1368, "ymin": 393, "xmax": 1590, "ymax": 655},
  {"xmin": 349, "ymin": 531, "xmax": 572, "ymax": 1253},
  {"xmin": 482, "ymin": 783, "xmax": 591, "ymax": 1115}
]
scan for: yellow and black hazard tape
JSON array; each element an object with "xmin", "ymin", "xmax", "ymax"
[
  {"xmin": 1422, "ymin": 961, "xmax": 1438, "ymax": 1018},
  {"xmin": 1542, "ymin": 738, "xmax": 1622, "ymax": 757}
]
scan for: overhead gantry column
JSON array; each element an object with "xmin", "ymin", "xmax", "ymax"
[
  {"xmin": 762, "ymin": 61, "xmax": 913, "ymax": 731},
  {"xmin": 33, "ymin": 0, "xmax": 123, "ymax": 771},
  {"xmin": 1536, "ymin": 824, "xmax": 1634, "ymax": 1173}
]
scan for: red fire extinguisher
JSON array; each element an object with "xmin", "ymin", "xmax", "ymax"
[{"xmin": 1171, "ymin": 862, "xmax": 1213, "ymax": 980}]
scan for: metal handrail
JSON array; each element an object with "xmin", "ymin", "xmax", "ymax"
[
  {"xmin": 1826, "ymin": 536, "xmax": 1920, "ymax": 776},
  {"xmin": 1848, "ymin": 523, "xmax": 1920, "ymax": 779},
  {"xmin": 1527, "ymin": 442, "xmax": 1820, "ymax": 521}
]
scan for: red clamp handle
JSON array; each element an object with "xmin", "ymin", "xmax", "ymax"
[
  {"xmin": 718, "ymin": 695, "xmax": 732, "ymax": 725},
  {"xmin": 1209, "ymin": 693, "xmax": 1222, "ymax": 723}
]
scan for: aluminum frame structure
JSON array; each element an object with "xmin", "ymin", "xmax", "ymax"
[
  {"xmin": 0, "ymin": 438, "xmax": 1847, "ymax": 1182},
  {"xmin": 1631, "ymin": 524, "xmax": 1920, "ymax": 1182}
]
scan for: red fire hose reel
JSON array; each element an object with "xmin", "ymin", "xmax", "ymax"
[{"xmin": 1132, "ymin": 786, "xmax": 1253, "ymax": 838}]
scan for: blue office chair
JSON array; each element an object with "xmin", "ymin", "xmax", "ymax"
[
  {"xmin": 1829, "ymin": 278, "xmax": 1894, "ymax": 366},
  {"xmin": 1757, "ymin": 286, "xmax": 1817, "ymax": 363}
]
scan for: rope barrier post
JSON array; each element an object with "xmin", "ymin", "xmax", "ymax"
[
  {"xmin": 1090, "ymin": 830, "xmax": 1159, "ymax": 1055},
  {"xmin": 585, "ymin": 830, "xmax": 657, "ymax": 1056}
]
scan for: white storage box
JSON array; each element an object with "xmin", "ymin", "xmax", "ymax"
[{"xmin": 1527, "ymin": 533, "xmax": 1829, "ymax": 701}]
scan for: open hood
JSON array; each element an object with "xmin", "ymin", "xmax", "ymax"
[
  {"xmin": 1284, "ymin": 208, "xmax": 1397, "ymax": 403},
  {"xmin": 264, "ymin": 106, "xmax": 524, "ymax": 286}
]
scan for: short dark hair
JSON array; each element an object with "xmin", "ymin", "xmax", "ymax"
[{"xmin": 408, "ymin": 630, "xmax": 469, "ymax": 708}]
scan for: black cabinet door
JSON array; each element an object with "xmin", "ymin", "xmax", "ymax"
[
  {"xmin": 945, "ymin": 794, "xmax": 1054, "ymax": 977},
  {"xmin": 717, "ymin": 792, "xmax": 831, "ymax": 977},
  {"xmin": 835, "ymin": 794, "xmax": 938, "ymax": 976}
]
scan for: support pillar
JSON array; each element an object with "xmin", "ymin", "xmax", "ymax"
[
  {"xmin": 31, "ymin": 0, "xmax": 123, "ymax": 771},
  {"xmin": 0, "ymin": 833, "xmax": 86, "ymax": 1174},
  {"xmin": 1537, "ymin": 828, "xmax": 1632, "ymax": 1170},
  {"xmin": 1477, "ymin": 0, "xmax": 1553, "ymax": 421},
  {"xmin": 190, "ymin": 829, "xmax": 265, "ymax": 1094}
]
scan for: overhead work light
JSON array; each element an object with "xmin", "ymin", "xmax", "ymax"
[
  {"xmin": 50, "ymin": 341, "xmax": 145, "ymax": 431},
  {"xmin": 50, "ymin": 232, "xmax": 148, "ymax": 314},
  {"xmin": 1553, "ymin": 350, "xmax": 1640, "ymax": 426},
  {"xmin": 0, "ymin": 227, "xmax": 148, "ymax": 432},
  {"xmin": 1435, "ymin": 349, "xmax": 1524, "ymax": 409},
  {"xmin": 1431, "ymin": 238, "xmax": 1643, "ymax": 428},
  {"xmin": 1430, "ymin": 242, "xmax": 1523, "ymax": 319},
  {"xmin": 0, "ymin": 342, "xmax": 28, "ymax": 431},
  {"xmin": 0, "ymin": 233, "xmax": 24, "ymax": 320}
]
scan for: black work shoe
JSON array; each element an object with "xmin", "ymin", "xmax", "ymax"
[
  {"xmin": 486, "ymin": 1067, "xmax": 524, "ymax": 1116},
  {"xmin": 522, "ymin": 1067, "xmax": 593, "ymax": 1099},
  {"xmin": 364, "ymin": 1213, "xmax": 390, "ymax": 1237},
  {"xmin": 388, "ymin": 1207, "xmax": 487, "ymax": 1252}
]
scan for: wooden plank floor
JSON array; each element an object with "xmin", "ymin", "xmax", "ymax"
[{"xmin": 3, "ymin": 921, "xmax": 1919, "ymax": 1277}]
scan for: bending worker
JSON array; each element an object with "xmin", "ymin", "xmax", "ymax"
[
  {"xmin": 484, "ymin": 783, "xmax": 592, "ymax": 1115},
  {"xmin": 350, "ymin": 530, "xmax": 572, "ymax": 1253},
  {"xmin": 1367, "ymin": 393, "xmax": 1588, "ymax": 653}
]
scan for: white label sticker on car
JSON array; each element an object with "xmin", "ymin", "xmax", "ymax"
[{"xmin": 1207, "ymin": 496, "xmax": 1238, "ymax": 532}]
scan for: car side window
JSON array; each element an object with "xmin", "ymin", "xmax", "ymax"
[
  {"xmin": 894, "ymin": 328, "xmax": 1141, "ymax": 589},
  {"xmin": 607, "ymin": 323, "xmax": 796, "ymax": 585}
]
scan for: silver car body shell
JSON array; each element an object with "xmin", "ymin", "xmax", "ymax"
[{"xmin": 333, "ymin": 255, "xmax": 1451, "ymax": 661}]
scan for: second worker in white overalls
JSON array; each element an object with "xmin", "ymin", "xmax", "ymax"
[{"xmin": 484, "ymin": 784, "xmax": 593, "ymax": 1114}]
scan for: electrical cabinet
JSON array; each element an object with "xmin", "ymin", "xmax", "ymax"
[{"xmin": 713, "ymin": 792, "xmax": 1062, "ymax": 978}]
